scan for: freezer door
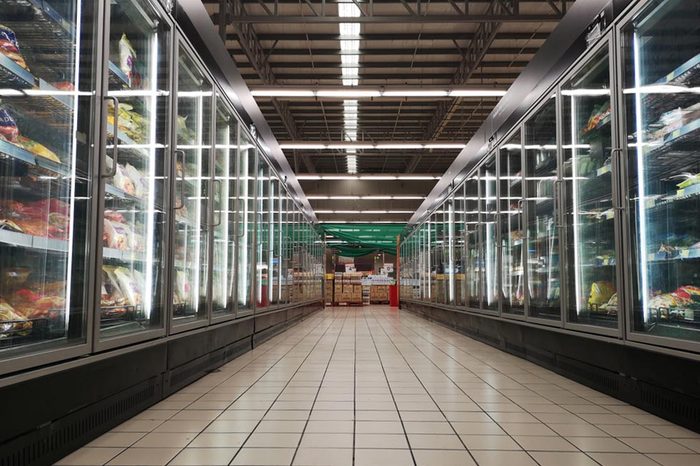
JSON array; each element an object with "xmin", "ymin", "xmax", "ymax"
[
  {"xmin": 98, "ymin": 0, "xmax": 171, "ymax": 344},
  {"xmin": 211, "ymin": 97, "xmax": 237, "ymax": 319},
  {"xmin": 0, "ymin": 0, "xmax": 98, "ymax": 371},
  {"xmin": 561, "ymin": 43, "xmax": 619, "ymax": 330},
  {"xmin": 621, "ymin": 0, "xmax": 700, "ymax": 347},
  {"xmin": 171, "ymin": 43, "xmax": 213, "ymax": 330}
]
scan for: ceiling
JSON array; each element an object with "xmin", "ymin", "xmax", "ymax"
[{"xmin": 205, "ymin": 0, "xmax": 574, "ymax": 223}]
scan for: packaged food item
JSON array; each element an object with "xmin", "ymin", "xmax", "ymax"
[
  {"xmin": 113, "ymin": 267, "xmax": 142, "ymax": 306},
  {"xmin": 123, "ymin": 163, "xmax": 146, "ymax": 198},
  {"xmin": 101, "ymin": 266, "xmax": 128, "ymax": 316},
  {"xmin": 177, "ymin": 115, "xmax": 195, "ymax": 143},
  {"xmin": 107, "ymin": 101, "xmax": 147, "ymax": 143},
  {"xmin": 0, "ymin": 106, "xmax": 19, "ymax": 142},
  {"xmin": 0, "ymin": 24, "xmax": 29, "ymax": 70},
  {"xmin": 103, "ymin": 219, "xmax": 132, "ymax": 250},
  {"xmin": 53, "ymin": 82, "xmax": 74, "ymax": 91},
  {"xmin": 0, "ymin": 299, "xmax": 31, "ymax": 335},
  {"xmin": 119, "ymin": 34, "xmax": 137, "ymax": 85},
  {"xmin": 588, "ymin": 281, "xmax": 615, "ymax": 307},
  {"xmin": 113, "ymin": 164, "xmax": 136, "ymax": 195},
  {"xmin": 15, "ymin": 135, "xmax": 61, "ymax": 163}
]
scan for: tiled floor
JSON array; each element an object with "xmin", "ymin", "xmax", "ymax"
[{"xmin": 56, "ymin": 306, "xmax": 700, "ymax": 466}]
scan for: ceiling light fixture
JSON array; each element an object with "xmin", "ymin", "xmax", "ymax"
[
  {"xmin": 250, "ymin": 88, "xmax": 508, "ymax": 98},
  {"xmin": 279, "ymin": 142, "xmax": 466, "ymax": 150}
]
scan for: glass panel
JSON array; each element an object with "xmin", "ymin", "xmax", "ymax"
[
  {"xmin": 465, "ymin": 178, "xmax": 480, "ymax": 308},
  {"xmin": 256, "ymin": 158, "xmax": 269, "ymax": 310},
  {"xmin": 500, "ymin": 132, "xmax": 525, "ymax": 315},
  {"xmin": 623, "ymin": 0, "xmax": 700, "ymax": 342},
  {"xmin": 429, "ymin": 216, "xmax": 437, "ymax": 303},
  {"xmin": 236, "ymin": 133, "xmax": 255, "ymax": 315},
  {"xmin": 100, "ymin": 0, "xmax": 170, "ymax": 339},
  {"xmin": 171, "ymin": 47, "xmax": 211, "ymax": 328},
  {"xmin": 270, "ymin": 175, "xmax": 281, "ymax": 305},
  {"xmin": 480, "ymin": 157, "xmax": 498, "ymax": 311},
  {"xmin": 454, "ymin": 185, "xmax": 465, "ymax": 307},
  {"xmin": 562, "ymin": 46, "xmax": 618, "ymax": 328},
  {"xmin": 211, "ymin": 98, "xmax": 237, "ymax": 318},
  {"xmin": 0, "ymin": 0, "xmax": 95, "ymax": 359},
  {"xmin": 525, "ymin": 99, "xmax": 561, "ymax": 320}
]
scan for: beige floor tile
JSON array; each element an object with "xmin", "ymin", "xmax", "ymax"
[
  {"xmin": 255, "ymin": 420, "xmax": 307, "ymax": 433},
  {"xmin": 299, "ymin": 433, "xmax": 353, "ymax": 448},
  {"xmin": 106, "ymin": 447, "xmax": 181, "ymax": 465},
  {"xmin": 170, "ymin": 410, "xmax": 222, "ymax": 421},
  {"xmin": 599, "ymin": 424, "xmax": 661, "ymax": 437},
  {"xmin": 309, "ymin": 410, "xmax": 354, "ymax": 421},
  {"xmin": 355, "ymin": 421, "xmax": 405, "ymax": 434},
  {"xmin": 305, "ymin": 420, "xmax": 354, "ymax": 433},
  {"xmin": 498, "ymin": 422, "xmax": 557, "ymax": 436},
  {"xmin": 567, "ymin": 437, "xmax": 636, "ymax": 453},
  {"xmin": 470, "ymin": 450, "xmax": 539, "ymax": 466},
  {"xmin": 218, "ymin": 410, "xmax": 267, "ymax": 420},
  {"xmin": 245, "ymin": 432, "xmax": 302, "ymax": 448},
  {"xmin": 55, "ymin": 447, "xmax": 124, "ymax": 465},
  {"xmin": 111, "ymin": 420, "xmax": 164, "ymax": 433},
  {"xmin": 292, "ymin": 448, "xmax": 353, "ymax": 466},
  {"xmin": 354, "ymin": 448, "xmax": 414, "ymax": 466},
  {"xmin": 412, "ymin": 449, "xmax": 477, "ymax": 466},
  {"xmin": 513, "ymin": 435, "xmax": 577, "ymax": 452},
  {"xmin": 188, "ymin": 432, "xmax": 249, "ymax": 448},
  {"xmin": 87, "ymin": 433, "xmax": 145, "ymax": 448},
  {"xmin": 204, "ymin": 419, "xmax": 260, "ymax": 433},
  {"xmin": 443, "ymin": 411, "xmax": 493, "ymax": 423},
  {"xmin": 647, "ymin": 454, "xmax": 700, "ymax": 466},
  {"xmin": 132, "ymin": 410, "xmax": 179, "ymax": 421},
  {"xmin": 168, "ymin": 448, "xmax": 238, "ymax": 465},
  {"xmin": 451, "ymin": 422, "xmax": 506, "ymax": 435},
  {"xmin": 649, "ymin": 425, "xmax": 700, "ymax": 438},
  {"xmin": 587, "ymin": 452, "xmax": 661, "ymax": 466},
  {"xmin": 399, "ymin": 411, "xmax": 445, "ymax": 422},
  {"xmin": 355, "ymin": 411, "xmax": 400, "ymax": 421},
  {"xmin": 620, "ymin": 437, "xmax": 693, "ymax": 454},
  {"xmin": 547, "ymin": 423, "xmax": 610, "ymax": 437},
  {"xmin": 528, "ymin": 451, "xmax": 598, "ymax": 466},
  {"xmin": 459, "ymin": 434, "xmax": 522, "ymax": 451},
  {"xmin": 264, "ymin": 410, "xmax": 311, "ymax": 421},
  {"xmin": 354, "ymin": 434, "xmax": 409, "ymax": 449},
  {"xmin": 673, "ymin": 438, "xmax": 700, "ymax": 453},
  {"xmin": 407, "ymin": 434, "xmax": 464, "ymax": 450},
  {"xmin": 489, "ymin": 412, "xmax": 541, "ymax": 423},
  {"xmin": 132, "ymin": 432, "xmax": 197, "ymax": 448},
  {"xmin": 403, "ymin": 421, "xmax": 454, "ymax": 435},
  {"xmin": 230, "ymin": 447, "xmax": 295, "ymax": 465},
  {"xmin": 152, "ymin": 420, "xmax": 210, "ymax": 433}
]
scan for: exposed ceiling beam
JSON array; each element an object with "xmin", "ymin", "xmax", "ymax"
[
  {"xmin": 228, "ymin": 47, "xmax": 539, "ymax": 56},
  {"xmin": 226, "ymin": 32, "xmax": 550, "ymax": 41},
  {"xmin": 215, "ymin": 14, "xmax": 562, "ymax": 24},
  {"xmin": 242, "ymin": 72, "xmax": 519, "ymax": 80}
]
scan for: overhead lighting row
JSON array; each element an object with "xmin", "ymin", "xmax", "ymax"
[
  {"xmin": 307, "ymin": 195, "xmax": 425, "ymax": 200},
  {"xmin": 251, "ymin": 89, "xmax": 507, "ymax": 98},
  {"xmin": 315, "ymin": 210, "xmax": 414, "ymax": 214},
  {"xmin": 298, "ymin": 175, "xmax": 439, "ymax": 180},
  {"xmin": 281, "ymin": 142, "xmax": 466, "ymax": 150}
]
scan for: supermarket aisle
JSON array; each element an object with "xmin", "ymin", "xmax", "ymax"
[{"xmin": 56, "ymin": 306, "xmax": 700, "ymax": 466}]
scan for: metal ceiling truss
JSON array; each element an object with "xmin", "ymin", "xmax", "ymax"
[
  {"xmin": 218, "ymin": 0, "xmax": 316, "ymax": 172},
  {"xmin": 211, "ymin": 0, "xmax": 561, "ymax": 23}
]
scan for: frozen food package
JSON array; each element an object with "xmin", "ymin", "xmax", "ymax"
[
  {"xmin": 123, "ymin": 163, "xmax": 146, "ymax": 198},
  {"xmin": 0, "ymin": 24, "xmax": 29, "ymax": 70},
  {"xmin": 103, "ymin": 219, "xmax": 131, "ymax": 251},
  {"xmin": 113, "ymin": 164, "xmax": 136, "ymax": 195},
  {"xmin": 114, "ymin": 267, "xmax": 142, "ymax": 306},
  {"xmin": 15, "ymin": 136, "xmax": 60, "ymax": 163},
  {"xmin": 588, "ymin": 281, "xmax": 615, "ymax": 306},
  {"xmin": 175, "ymin": 270, "xmax": 191, "ymax": 304},
  {"xmin": 119, "ymin": 33, "xmax": 137, "ymax": 85},
  {"xmin": 0, "ymin": 106, "xmax": 19, "ymax": 142}
]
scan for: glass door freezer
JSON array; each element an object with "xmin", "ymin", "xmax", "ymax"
[
  {"xmin": 620, "ymin": 0, "xmax": 700, "ymax": 348},
  {"xmin": 96, "ymin": 0, "xmax": 172, "ymax": 348},
  {"xmin": 0, "ymin": 0, "xmax": 98, "ymax": 372}
]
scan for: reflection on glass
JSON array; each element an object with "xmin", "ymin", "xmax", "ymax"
[
  {"xmin": 212, "ymin": 100, "xmax": 237, "ymax": 317},
  {"xmin": 562, "ymin": 47, "xmax": 618, "ymax": 328},
  {"xmin": 623, "ymin": 0, "xmax": 700, "ymax": 342},
  {"xmin": 480, "ymin": 157, "xmax": 498, "ymax": 311},
  {"xmin": 172, "ymin": 46, "xmax": 211, "ymax": 327},
  {"xmin": 270, "ymin": 177, "xmax": 282, "ymax": 305},
  {"xmin": 237, "ymin": 137, "xmax": 256, "ymax": 315},
  {"xmin": 256, "ymin": 161, "xmax": 269, "ymax": 310},
  {"xmin": 465, "ymin": 179, "xmax": 480, "ymax": 308},
  {"xmin": 0, "ymin": 0, "xmax": 94, "ymax": 357},
  {"xmin": 100, "ymin": 0, "xmax": 170, "ymax": 338},
  {"xmin": 500, "ymin": 133, "xmax": 525, "ymax": 315},
  {"xmin": 525, "ymin": 99, "xmax": 561, "ymax": 320}
]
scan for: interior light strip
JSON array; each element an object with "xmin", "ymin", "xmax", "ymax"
[
  {"xmin": 280, "ymin": 143, "xmax": 466, "ymax": 150},
  {"xmin": 297, "ymin": 175, "xmax": 440, "ymax": 180},
  {"xmin": 251, "ymin": 88, "xmax": 507, "ymax": 98}
]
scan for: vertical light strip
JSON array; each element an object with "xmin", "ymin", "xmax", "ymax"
[
  {"xmin": 448, "ymin": 201, "xmax": 455, "ymax": 303},
  {"xmin": 571, "ymin": 95, "xmax": 583, "ymax": 316},
  {"xmin": 339, "ymin": 2, "xmax": 361, "ymax": 173},
  {"xmin": 192, "ymin": 93, "xmax": 203, "ymax": 315},
  {"xmin": 144, "ymin": 32, "xmax": 159, "ymax": 318},
  {"xmin": 633, "ymin": 32, "xmax": 649, "ymax": 323}
]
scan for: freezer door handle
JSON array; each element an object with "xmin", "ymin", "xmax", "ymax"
[
  {"xmin": 174, "ymin": 149, "xmax": 186, "ymax": 210},
  {"xmin": 103, "ymin": 96, "xmax": 120, "ymax": 177},
  {"xmin": 212, "ymin": 179, "xmax": 222, "ymax": 226}
]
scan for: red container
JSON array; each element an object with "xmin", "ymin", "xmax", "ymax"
[{"xmin": 389, "ymin": 285, "xmax": 399, "ymax": 307}]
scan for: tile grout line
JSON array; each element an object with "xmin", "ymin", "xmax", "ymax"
[
  {"xmin": 362, "ymin": 310, "xmax": 418, "ymax": 466},
  {"xmin": 290, "ymin": 309, "xmax": 351, "ymax": 465}
]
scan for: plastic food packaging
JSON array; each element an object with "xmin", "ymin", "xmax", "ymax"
[
  {"xmin": 114, "ymin": 267, "xmax": 142, "ymax": 306},
  {"xmin": 119, "ymin": 33, "xmax": 137, "ymax": 86},
  {"xmin": 588, "ymin": 281, "xmax": 615, "ymax": 306},
  {"xmin": 0, "ymin": 24, "xmax": 29, "ymax": 70},
  {"xmin": 103, "ymin": 219, "xmax": 131, "ymax": 251},
  {"xmin": 0, "ymin": 106, "xmax": 19, "ymax": 142}
]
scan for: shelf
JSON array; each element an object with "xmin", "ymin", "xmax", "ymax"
[
  {"xmin": 105, "ymin": 184, "xmax": 143, "ymax": 204},
  {"xmin": 645, "ymin": 181, "xmax": 700, "ymax": 210},
  {"xmin": 646, "ymin": 118, "xmax": 700, "ymax": 160},
  {"xmin": 655, "ymin": 52, "xmax": 700, "ymax": 87},
  {"xmin": 109, "ymin": 62, "xmax": 130, "ymax": 87},
  {"xmin": 581, "ymin": 114, "xmax": 611, "ymax": 139},
  {"xmin": 103, "ymin": 247, "xmax": 146, "ymax": 262},
  {"xmin": 0, "ymin": 229, "xmax": 67, "ymax": 252},
  {"xmin": 642, "ymin": 53, "xmax": 700, "ymax": 113},
  {"xmin": 0, "ymin": 139, "xmax": 69, "ymax": 177},
  {"xmin": 648, "ymin": 247, "xmax": 700, "ymax": 263}
]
